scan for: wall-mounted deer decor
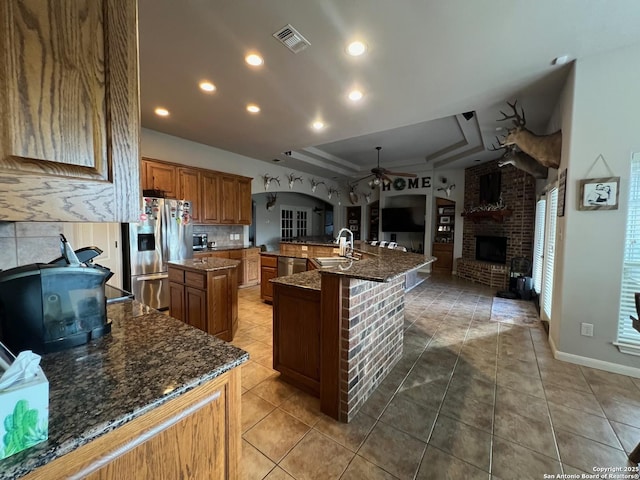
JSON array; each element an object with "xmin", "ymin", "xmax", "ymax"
[
  {"xmin": 265, "ymin": 193, "xmax": 277, "ymax": 211},
  {"xmin": 309, "ymin": 178, "xmax": 325, "ymax": 193},
  {"xmin": 286, "ymin": 173, "xmax": 303, "ymax": 190},
  {"xmin": 490, "ymin": 138, "xmax": 548, "ymax": 179},
  {"xmin": 364, "ymin": 192, "xmax": 371, "ymax": 204},
  {"xmin": 348, "ymin": 184, "xmax": 359, "ymax": 204},
  {"xmin": 436, "ymin": 184, "xmax": 456, "ymax": 197},
  {"xmin": 262, "ymin": 174, "xmax": 280, "ymax": 191},
  {"xmin": 497, "ymin": 100, "xmax": 562, "ymax": 169},
  {"xmin": 327, "ymin": 186, "xmax": 339, "ymax": 200}
]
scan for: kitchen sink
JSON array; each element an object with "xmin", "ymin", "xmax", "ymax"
[{"xmin": 314, "ymin": 257, "xmax": 355, "ymax": 268}]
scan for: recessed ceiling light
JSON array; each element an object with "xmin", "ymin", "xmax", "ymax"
[
  {"xmin": 346, "ymin": 41, "xmax": 367, "ymax": 56},
  {"xmin": 199, "ymin": 81, "xmax": 216, "ymax": 92},
  {"xmin": 154, "ymin": 107, "xmax": 169, "ymax": 117},
  {"xmin": 312, "ymin": 121, "xmax": 325, "ymax": 130},
  {"xmin": 245, "ymin": 53, "xmax": 264, "ymax": 66},
  {"xmin": 247, "ymin": 104, "xmax": 260, "ymax": 113},
  {"xmin": 348, "ymin": 89, "xmax": 364, "ymax": 102}
]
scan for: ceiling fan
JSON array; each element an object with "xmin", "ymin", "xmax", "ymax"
[{"xmin": 354, "ymin": 146, "xmax": 417, "ymax": 188}]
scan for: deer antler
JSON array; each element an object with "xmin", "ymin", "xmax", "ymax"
[
  {"xmin": 309, "ymin": 178, "xmax": 325, "ymax": 193},
  {"xmin": 286, "ymin": 173, "xmax": 303, "ymax": 189},
  {"xmin": 263, "ymin": 174, "xmax": 281, "ymax": 190},
  {"xmin": 488, "ymin": 136, "xmax": 508, "ymax": 151},
  {"xmin": 497, "ymin": 100, "xmax": 526, "ymax": 127}
]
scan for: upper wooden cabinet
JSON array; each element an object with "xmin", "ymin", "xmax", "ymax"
[
  {"xmin": 142, "ymin": 158, "xmax": 252, "ymax": 225},
  {"xmin": 238, "ymin": 178, "xmax": 252, "ymax": 225},
  {"xmin": 201, "ymin": 171, "xmax": 220, "ymax": 224},
  {"xmin": 0, "ymin": 0, "xmax": 140, "ymax": 222},
  {"xmin": 220, "ymin": 175, "xmax": 240, "ymax": 224},
  {"xmin": 143, "ymin": 160, "xmax": 177, "ymax": 198},
  {"xmin": 178, "ymin": 167, "xmax": 201, "ymax": 223}
]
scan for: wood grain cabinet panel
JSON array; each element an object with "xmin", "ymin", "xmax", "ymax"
[
  {"xmin": 219, "ymin": 175, "xmax": 239, "ymax": 224},
  {"xmin": 169, "ymin": 281, "xmax": 185, "ymax": 322},
  {"xmin": 0, "ymin": 0, "xmax": 140, "ymax": 222},
  {"xmin": 185, "ymin": 286, "xmax": 207, "ymax": 333},
  {"xmin": 201, "ymin": 172, "xmax": 220, "ymax": 224},
  {"xmin": 238, "ymin": 178, "xmax": 252, "ymax": 225},
  {"xmin": 260, "ymin": 266, "xmax": 277, "ymax": 303},
  {"xmin": 142, "ymin": 159, "xmax": 177, "ymax": 198},
  {"xmin": 23, "ymin": 369, "xmax": 241, "ymax": 480},
  {"xmin": 178, "ymin": 167, "xmax": 201, "ymax": 222},
  {"xmin": 273, "ymin": 284, "xmax": 321, "ymax": 394}
]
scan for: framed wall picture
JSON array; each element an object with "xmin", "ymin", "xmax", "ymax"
[
  {"xmin": 440, "ymin": 216, "xmax": 451, "ymax": 224},
  {"xmin": 578, "ymin": 177, "xmax": 620, "ymax": 211}
]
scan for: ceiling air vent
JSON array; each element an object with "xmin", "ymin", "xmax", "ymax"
[{"xmin": 272, "ymin": 24, "xmax": 311, "ymax": 54}]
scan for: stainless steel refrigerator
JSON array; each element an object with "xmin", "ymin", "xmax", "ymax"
[{"xmin": 127, "ymin": 197, "xmax": 193, "ymax": 310}]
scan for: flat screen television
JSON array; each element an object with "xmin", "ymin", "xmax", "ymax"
[{"xmin": 381, "ymin": 207, "xmax": 425, "ymax": 232}]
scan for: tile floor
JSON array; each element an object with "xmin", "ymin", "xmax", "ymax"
[{"xmin": 232, "ymin": 274, "xmax": 640, "ymax": 480}]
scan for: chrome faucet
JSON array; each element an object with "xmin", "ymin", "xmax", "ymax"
[{"xmin": 335, "ymin": 228, "xmax": 354, "ymax": 256}]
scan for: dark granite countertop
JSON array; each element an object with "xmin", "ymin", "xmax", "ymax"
[
  {"xmin": 270, "ymin": 242, "xmax": 435, "ymax": 283},
  {"xmin": 0, "ymin": 300, "xmax": 248, "ymax": 480},
  {"xmin": 168, "ymin": 257, "xmax": 241, "ymax": 272},
  {"xmin": 271, "ymin": 269, "xmax": 322, "ymax": 290}
]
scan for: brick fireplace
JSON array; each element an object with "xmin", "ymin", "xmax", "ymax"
[{"xmin": 457, "ymin": 160, "xmax": 536, "ymax": 288}]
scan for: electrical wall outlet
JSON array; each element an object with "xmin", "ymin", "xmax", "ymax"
[
  {"xmin": 581, "ymin": 323, "xmax": 594, "ymax": 337},
  {"xmin": 230, "ymin": 233, "xmax": 234, "ymax": 240}
]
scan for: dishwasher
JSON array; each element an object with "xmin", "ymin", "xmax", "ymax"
[{"xmin": 277, "ymin": 257, "xmax": 308, "ymax": 276}]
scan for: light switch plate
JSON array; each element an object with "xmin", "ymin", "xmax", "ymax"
[{"xmin": 581, "ymin": 323, "xmax": 594, "ymax": 337}]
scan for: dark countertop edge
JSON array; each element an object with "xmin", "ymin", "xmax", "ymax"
[
  {"xmin": 193, "ymin": 246, "xmax": 259, "ymax": 253},
  {"xmin": 167, "ymin": 258, "xmax": 241, "ymax": 272},
  {"xmin": 319, "ymin": 259, "xmax": 434, "ymax": 282}
]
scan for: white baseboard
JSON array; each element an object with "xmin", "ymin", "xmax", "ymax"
[{"xmin": 549, "ymin": 336, "xmax": 640, "ymax": 379}]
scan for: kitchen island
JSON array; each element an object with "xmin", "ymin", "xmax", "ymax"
[
  {"xmin": 0, "ymin": 300, "xmax": 248, "ymax": 480},
  {"xmin": 168, "ymin": 257, "xmax": 240, "ymax": 341},
  {"xmin": 271, "ymin": 241, "xmax": 434, "ymax": 422}
]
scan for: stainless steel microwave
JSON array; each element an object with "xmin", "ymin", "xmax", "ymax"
[{"xmin": 193, "ymin": 233, "xmax": 208, "ymax": 250}]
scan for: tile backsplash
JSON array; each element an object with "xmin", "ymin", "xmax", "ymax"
[
  {"xmin": 192, "ymin": 224, "xmax": 245, "ymax": 248},
  {"xmin": 0, "ymin": 222, "xmax": 66, "ymax": 270}
]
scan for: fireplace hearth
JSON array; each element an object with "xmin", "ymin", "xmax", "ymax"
[{"xmin": 476, "ymin": 236, "xmax": 507, "ymax": 264}]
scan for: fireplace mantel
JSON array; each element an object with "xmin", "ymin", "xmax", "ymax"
[{"xmin": 461, "ymin": 209, "xmax": 512, "ymax": 223}]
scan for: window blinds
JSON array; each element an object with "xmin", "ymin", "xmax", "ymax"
[
  {"xmin": 617, "ymin": 155, "xmax": 640, "ymax": 352},
  {"xmin": 542, "ymin": 188, "xmax": 558, "ymax": 321},
  {"xmin": 532, "ymin": 199, "xmax": 546, "ymax": 295}
]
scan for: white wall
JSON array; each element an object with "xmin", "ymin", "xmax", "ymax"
[
  {"xmin": 550, "ymin": 43, "xmax": 640, "ymax": 374},
  {"xmin": 253, "ymin": 192, "xmax": 332, "ymax": 251}
]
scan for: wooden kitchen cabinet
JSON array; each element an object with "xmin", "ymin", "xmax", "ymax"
[
  {"xmin": 273, "ymin": 283, "xmax": 321, "ymax": 395},
  {"xmin": 178, "ymin": 167, "xmax": 201, "ymax": 223},
  {"xmin": 238, "ymin": 178, "xmax": 252, "ymax": 225},
  {"xmin": 201, "ymin": 171, "xmax": 220, "ymax": 224},
  {"xmin": 244, "ymin": 248, "xmax": 260, "ymax": 286},
  {"xmin": 140, "ymin": 158, "xmax": 251, "ymax": 225},
  {"xmin": 228, "ymin": 249, "xmax": 244, "ymax": 285},
  {"xmin": 168, "ymin": 264, "xmax": 238, "ymax": 341},
  {"xmin": 0, "ymin": 0, "xmax": 140, "ymax": 222},
  {"xmin": 23, "ymin": 369, "xmax": 241, "ymax": 480},
  {"xmin": 142, "ymin": 159, "xmax": 178, "ymax": 198},
  {"xmin": 220, "ymin": 175, "xmax": 239, "ymax": 224},
  {"xmin": 260, "ymin": 254, "xmax": 278, "ymax": 302}
]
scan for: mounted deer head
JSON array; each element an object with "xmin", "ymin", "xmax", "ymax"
[
  {"xmin": 263, "ymin": 174, "xmax": 280, "ymax": 191},
  {"xmin": 489, "ymin": 137, "xmax": 548, "ymax": 179},
  {"xmin": 436, "ymin": 184, "xmax": 456, "ymax": 197},
  {"xmin": 327, "ymin": 186, "xmax": 339, "ymax": 201},
  {"xmin": 286, "ymin": 173, "xmax": 303, "ymax": 190},
  {"xmin": 364, "ymin": 192, "xmax": 371, "ymax": 204},
  {"xmin": 265, "ymin": 193, "xmax": 277, "ymax": 211},
  {"xmin": 309, "ymin": 178, "xmax": 325, "ymax": 193},
  {"xmin": 497, "ymin": 100, "xmax": 561, "ymax": 169},
  {"xmin": 348, "ymin": 184, "xmax": 359, "ymax": 204}
]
